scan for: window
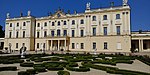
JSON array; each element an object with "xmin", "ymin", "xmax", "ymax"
[
  {"xmin": 16, "ymin": 43, "xmax": 18, "ymax": 48},
  {"xmin": 37, "ymin": 32, "xmax": 40, "ymax": 38},
  {"xmin": 17, "ymin": 23, "xmax": 19, "ymax": 27},
  {"xmin": 58, "ymin": 21, "xmax": 60, "ymax": 26},
  {"xmin": 51, "ymin": 31, "xmax": 55, "ymax": 37},
  {"xmin": 37, "ymin": 43, "xmax": 39, "ymax": 48},
  {"xmin": 104, "ymin": 42, "xmax": 108, "ymax": 49},
  {"xmin": 117, "ymin": 26, "xmax": 121, "ymax": 35},
  {"xmin": 92, "ymin": 16, "xmax": 96, "ymax": 21},
  {"xmin": 63, "ymin": 30, "xmax": 67, "ymax": 36},
  {"xmin": 72, "ymin": 20, "xmax": 75, "ymax": 25},
  {"xmin": 80, "ymin": 19, "xmax": 84, "ymax": 24},
  {"xmin": 116, "ymin": 14, "xmax": 120, "ymax": 19},
  {"xmin": 16, "ymin": 31, "xmax": 19, "ymax": 38},
  {"xmin": 43, "ymin": 43, "xmax": 45, "ymax": 48},
  {"xmin": 57, "ymin": 30, "xmax": 61, "ymax": 36},
  {"xmin": 103, "ymin": 15, "xmax": 107, "ymax": 20},
  {"xmin": 10, "ymin": 23, "xmax": 12, "ymax": 27},
  {"xmin": 44, "ymin": 31, "xmax": 47, "ymax": 37},
  {"xmin": 72, "ymin": 43, "xmax": 75, "ymax": 49},
  {"xmin": 93, "ymin": 42, "xmax": 96, "ymax": 49},
  {"xmin": 81, "ymin": 43, "xmax": 84, "ymax": 49},
  {"xmin": 80, "ymin": 30, "xmax": 84, "ymax": 37},
  {"xmin": 104, "ymin": 27, "xmax": 107, "ymax": 35},
  {"xmin": 23, "ymin": 31, "xmax": 25, "ymax": 38},
  {"xmin": 9, "ymin": 32, "xmax": 12, "ymax": 38},
  {"xmin": 44, "ymin": 22, "xmax": 47, "ymax": 27},
  {"xmin": 93, "ymin": 28, "xmax": 96, "ymax": 36},
  {"xmin": 117, "ymin": 43, "xmax": 122, "ymax": 50},
  {"xmin": 72, "ymin": 30, "xmax": 75, "ymax": 37},
  {"xmin": 37, "ymin": 23, "xmax": 40, "ymax": 27},
  {"xmin": 52, "ymin": 22, "xmax": 55, "ymax": 26},
  {"xmin": 23, "ymin": 22, "xmax": 26, "ymax": 26},
  {"xmin": 64, "ymin": 21, "xmax": 67, "ymax": 25}
]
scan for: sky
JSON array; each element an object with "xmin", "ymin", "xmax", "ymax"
[{"xmin": 0, "ymin": 0, "xmax": 150, "ymax": 31}]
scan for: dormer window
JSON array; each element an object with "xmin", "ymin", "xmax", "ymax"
[{"xmin": 57, "ymin": 13, "xmax": 61, "ymax": 18}]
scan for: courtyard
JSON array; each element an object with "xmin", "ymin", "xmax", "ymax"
[{"xmin": 0, "ymin": 51, "xmax": 150, "ymax": 75}]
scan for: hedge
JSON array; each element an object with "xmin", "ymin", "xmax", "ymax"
[
  {"xmin": 18, "ymin": 71, "xmax": 29, "ymax": 75},
  {"xmin": 47, "ymin": 65, "xmax": 64, "ymax": 71},
  {"xmin": 0, "ymin": 66, "xmax": 17, "ymax": 71},
  {"xmin": 57, "ymin": 70, "xmax": 70, "ymax": 75},
  {"xmin": 20, "ymin": 62, "xmax": 34, "ymax": 67},
  {"xmin": 0, "ymin": 59, "xmax": 24, "ymax": 64},
  {"xmin": 26, "ymin": 69, "xmax": 36, "ymax": 74},
  {"xmin": 34, "ymin": 67, "xmax": 47, "ymax": 72},
  {"xmin": 66, "ymin": 65, "xmax": 90, "ymax": 72}
]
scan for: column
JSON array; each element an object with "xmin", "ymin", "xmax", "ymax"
[
  {"xmin": 65, "ymin": 40, "xmax": 66, "ymax": 51},
  {"xmin": 139, "ymin": 39, "xmax": 141, "ymax": 52},
  {"xmin": 51, "ymin": 40, "xmax": 53, "ymax": 51},
  {"xmin": 141, "ymin": 39, "xmax": 143, "ymax": 51},
  {"xmin": 46, "ymin": 40, "xmax": 49, "ymax": 51},
  {"xmin": 58, "ymin": 40, "xmax": 60, "ymax": 51}
]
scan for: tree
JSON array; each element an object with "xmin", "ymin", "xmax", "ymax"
[{"xmin": 0, "ymin": 25, "xmax": 5, "ymax": 38}]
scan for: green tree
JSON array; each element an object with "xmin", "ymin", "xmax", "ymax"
[{"xmin": 0, "ymin": 25, "xmax": 5, "ymax": 38}]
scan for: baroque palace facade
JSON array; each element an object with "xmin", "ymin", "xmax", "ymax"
[{"xmin": 3, "ymin": 1, "xmax": 150, "ymax": 52}]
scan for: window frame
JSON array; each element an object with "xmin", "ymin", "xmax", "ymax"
[{"xmin": 104, "ymin": 42, "xmax": 108, "ymax": 49}]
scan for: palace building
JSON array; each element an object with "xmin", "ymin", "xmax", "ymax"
[{"xmin": 3, "ymin": 1, "xmax": 150, "ymax": 53}]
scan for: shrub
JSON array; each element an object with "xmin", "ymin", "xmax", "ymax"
[
  {"xmin": 47, "ymin": 65, "xmax": 64, "ymax": 71},
  {"xmin": 0, "ymin": 66, "xmax": 17, "ymax": 71},
  {"xmin": 66, "ymin": 65, "xmax": 90, "ymax": 72},
  {"xmin": 34, "ymin": 67, "xmax": 47, "ymax": 72},
  {"xmin": 68, "ymin": 62, "xmax": 78, "ymax": 67},
  {"xmin": 50, "ymin": 57, "xmax": 60, "ymax": 61},
  {"xmin": 26, "ymin": 69, "xmax": 36, "ymax": 74},
  {"xmin": 18, "ymin": 71, "xmax": 29, "ymax": 75},
  {"xmin": 20, "ymin": 62, "xmax": 34, "ymax": 67},
  {"xmin": 57, "ymin": 70, "xmax": 70, "ymax": 75}
]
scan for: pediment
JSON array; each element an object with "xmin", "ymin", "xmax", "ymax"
[{"xmin": 51, "ymin": 11, "xmax": 66, "ymax": 19}]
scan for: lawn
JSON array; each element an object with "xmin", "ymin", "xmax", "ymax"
[{"xmin": 0, "ymin": 53, "xmax": 150, "ymax": 75}]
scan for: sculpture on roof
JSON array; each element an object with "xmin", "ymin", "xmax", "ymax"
[
  {"xmin": 123, "ymin": 0, "xmax": 128, "ymax": 6},
  {"xmin": 86, "ymin": 2, "xmax": 91, "ymax": 10},
  {"xmin": 7, "ymin": 13, "xmax": 10, "ymax": 19},
  {"xmin": 28, "ymin": 11, "xmax": 31, "ymax": 16}
]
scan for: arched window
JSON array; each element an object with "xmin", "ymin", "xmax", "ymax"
[
  {"xmin": 103, "ymin": 15, "xmax": 107, "ymax": 20},
  {"xmin": 80, "ymin": 19, "xmax": 84, "ymax": 24},
  {"xmin": 37, "ymin": 23, "xmax": 40, "ymax": 27},
  {"xmin": 23, "ymin": 22, "xmax": 26, "ymax": 26},
  {"xmin": 57, "ymin": 29, "xmax": 61, "ymax": 36},
  {"xmin": 52, "ymin": 22, "xmax": 55, "ymax": 26},
  {"xmin": 10, "ymin": 23, "xmax": 12, "ymax": 27},
  {"xmin": 116, "ymin": 14, "xmax": 120, "ymax": 19},
  {"xmin": 92, "ymin": 16, "xmax": 96, "ymax": 21},
  {"xmin": 58, "ymin": 21, "xmax": 60, "ymax": 26},
  {"xmin": 72, "ymin": 20, "xmax": 75, "ymax": 25},
  {"xmin": 64, "ymin": 21, "xmax": 67, "ymax": 25},
  {"xmin": 44, "ymin": 22, "xmax": 47, "ymax": 26}
]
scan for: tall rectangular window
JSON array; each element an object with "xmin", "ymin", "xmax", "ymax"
[
  {"xmin": 63, "ymin": 30, "xmax": 67, "ymax": 36},
  {"xmin": 103, "ymin": 15, "xmax": 107, "ymax": 20},
  {"xmin": 23, "ymin": 22, "xmax": 26, "ymax": 26},
  {"xmin": 44, "ymin": 31, "xmax": 47, "ymax": 37},
  {"xmin": 72, "ymin": 30, "xmax": 75, "ymax": 37},
  {"xmin": 72, "ymin": 43, "xmax": 75, "ymax": 49},
  {"xmin": 16, "ymin": 31, "xmax": 19, "ymax": 38},
  {"xmin": 16, "ymin": 43, "xmax": 18, "ymax": 48},
  {"xmin": 93, "ymin": 42, "xmax": 96, "ymax": 49},
  {"xmin": 117, "ymin": 43, "xmax": 121, "ymax": 50},
  {"xmin": 10, "ymin": 23, "xmax": 12, "ymax": 27},
  {"xmin": 51, "ymin": 31, "xmax": 54, "ymax": 37},
  {"xmin": 80, "ymin": 30, "xmax": 84, "ymax": 37},
  {"xmin": 37, "ymin": 32, "xmax": 40, "ymax": 38},
  {"xmin": 17, "ymin": 23, "xmax": 19, "ymax": 27},
  {"xmin": 104, "ymin": 27, "xmax": 107, "ymax": 35},
  {"xmin": 9, "ymin": 32, "xmax": 12, "ymax": 38},
  {"xmin": 104, "ymin": 42, "xmax": 108, "ymax": 49},
  {"xmin": 52, "ymin": 22, "xmax": 55, "ymax": 26},
  {"xmin": 23, "ymin": 31, "xmax": 25, "ymax": 38},
  {"xmin": 117, "ymin": 26, "xmax": 121, "ymax": 35},
  {"xmin": 93, "ymin": 28, "xmax": 96, "ymax": 36},
  {"xmin": 81, "ymin": 43, "xmax": 84, "ymax": 49},
  {"xmin": 37, "ymin": 43, "xmax": 39, "ymax": 48},
  {"xmin": 116, "ymin": 14, "xmax": 120, "ymax": 19}
]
